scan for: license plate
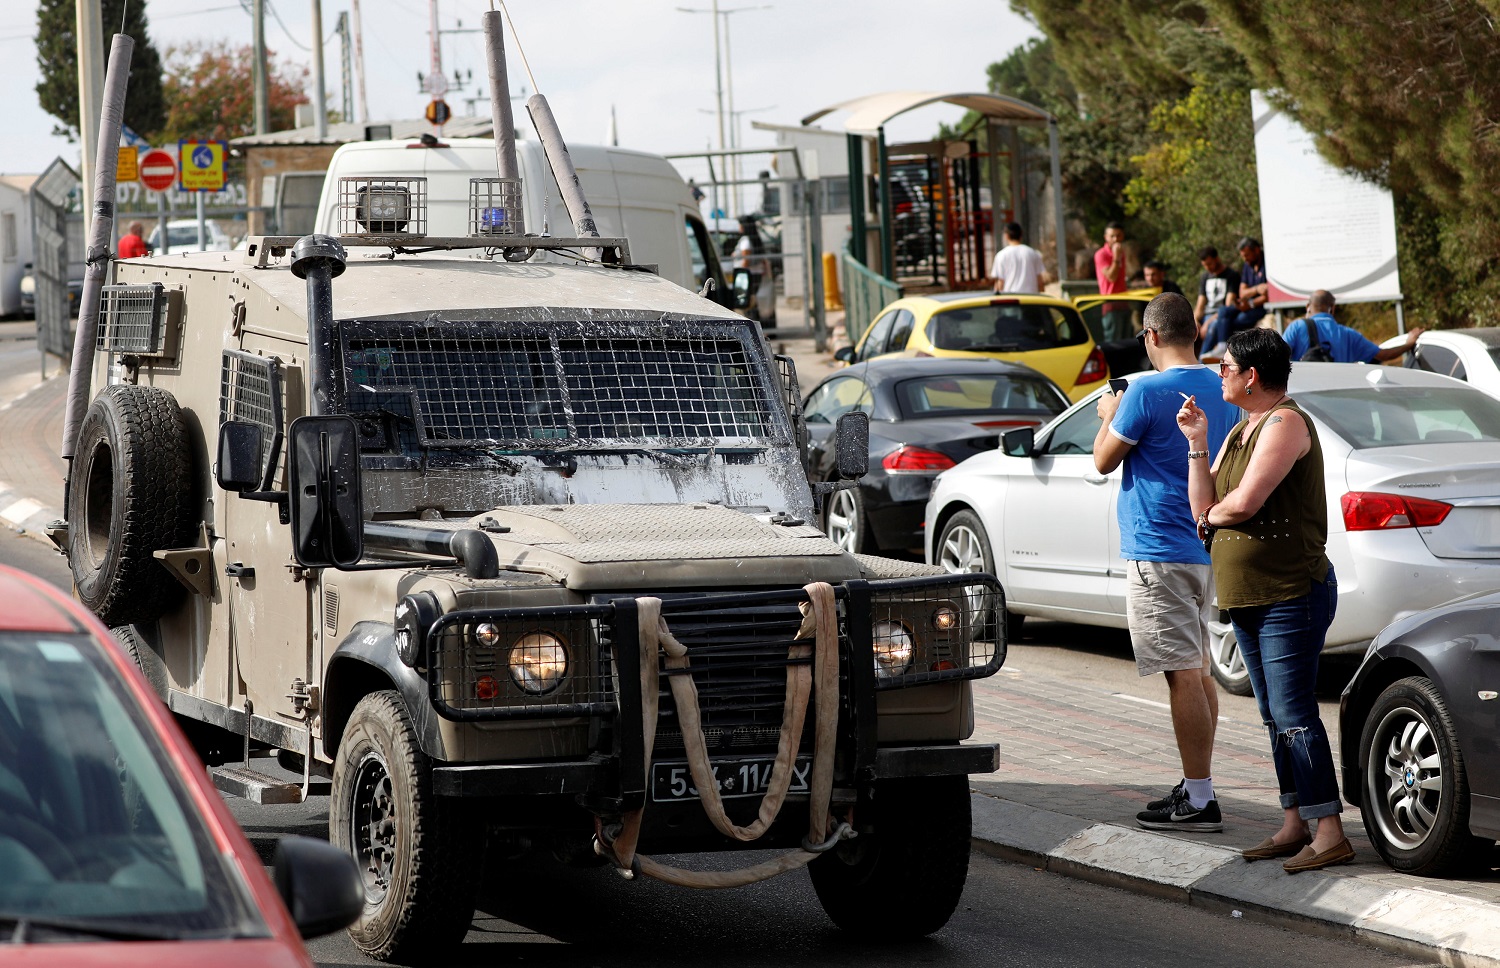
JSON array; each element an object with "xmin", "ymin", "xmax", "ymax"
[{"xmin": 651, "ymin": 756, "xmax": 811, "ymax": 803}]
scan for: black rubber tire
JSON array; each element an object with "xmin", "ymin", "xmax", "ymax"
[
  {"xmin": 1358, "ymin": 677, "xmax": 1491, "ymax": 877},
  {"xmin": 68, "ymin": 386, "xmax": 195, "ymax": 628},
  {"xmin": 331, "ymin": 691, "xmax": 481, "ymax": 961},
  {"xmin": 113, "ymin": 624, "xmax": 168, "ymax": 701},
  {"xmin": 935, "ymin": 510, "xmax": 1018, "ymax": 639},
  {"xmin": 810, "ymin": 774, "xmax": 972, "ymax": 937}
]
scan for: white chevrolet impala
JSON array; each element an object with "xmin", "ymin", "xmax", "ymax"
[{"xmin": 926, "ymin": 361, "xmax": 1500, "ymax": 694}]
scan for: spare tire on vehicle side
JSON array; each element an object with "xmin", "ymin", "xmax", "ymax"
[{"xmin": 68, "ymin": 385, "xmax": 196, "ymax": 628}]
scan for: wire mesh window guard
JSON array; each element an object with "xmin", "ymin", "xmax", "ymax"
[
  {"xmin": 338, "ymin": 177, "xmax": 428, "ymax": 237},
  {"xmin": 219, "ymin": 350, "xmax": 284, "ymax": 488},
  {"xmin": 97, "ymin": 283, "xmax": 168, "ymax": 355},
  {"xmin": 340, "ymin": 320, "xmax": 784, "ymax": 448}
]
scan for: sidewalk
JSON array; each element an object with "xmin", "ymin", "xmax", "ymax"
[{"xmin": 3, "ymin": 318, "xmax": 1497, "ymax": 965}]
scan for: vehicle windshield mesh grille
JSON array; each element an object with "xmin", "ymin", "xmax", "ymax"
[{"xmin": 340, "ymin": 321, "xmax": 779, "ymax": 447}]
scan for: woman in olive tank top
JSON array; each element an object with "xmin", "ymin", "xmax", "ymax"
[{"xmin": 1175, "ymin": 328, "xmax": 1352, "ymax": 873}]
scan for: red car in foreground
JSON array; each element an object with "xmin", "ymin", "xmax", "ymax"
[{"xmin": 0, "ymin": 566, "xmax": 361, "ymax": 964}]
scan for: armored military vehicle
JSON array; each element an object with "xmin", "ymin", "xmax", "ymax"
[{"xmin": 57, "ymin": 22, "xmax": 1004, "ymax": 964}]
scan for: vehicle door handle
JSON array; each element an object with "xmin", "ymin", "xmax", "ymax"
[{"xmin": 1084, "ymin": 473, "xmax": 1109, "ymax": 485}]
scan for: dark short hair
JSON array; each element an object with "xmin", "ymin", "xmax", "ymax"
[
  {"xmin": 1308, "ymin": 289, "xmax": 1336, "ymax": 313},
  {"xmin": 1227, "ymin": 327, "xmax": 1292, "ymax": 390},
  {"xmin": 1197, "ymin": 246, "xmax": 1219, "ymax": 261},
  {"xmin": 1143, "ymin": 259, "xmax": 1166, "ymax": 273},
  {"xmin": 1005, "ymin": 222, "xmax": 1024, "ymax": 241},
  {"xmin": 1106, "ymin": 221, "xmax": 1124, "ymax": 232},
  {"xmin": 1143, "ymin": 292, "xmax": 1195, "ymax": 346},
  {"xmin": 1237, "ymin": 236, "xmax": 1261, "ymax": 251}
]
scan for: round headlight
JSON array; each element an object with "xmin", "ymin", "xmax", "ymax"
[
  {"xmin": 510, "ymin": 632, "xmax": 568, "ymax": 694},
  {"xmin": 474, "ymin": 622, "xmax": 501, "ymax": 647},
  {"xmin": 932, "ymin": 605, "xmax": 958, "ymax": 631},
  {"xmin": 871, "ymin": 620, "xmax": 914, "ymax": 678}
]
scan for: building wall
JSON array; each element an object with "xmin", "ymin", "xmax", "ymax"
[{"xmin": 241, "ymin": 144, "xmax": 339, "ymax": 234}]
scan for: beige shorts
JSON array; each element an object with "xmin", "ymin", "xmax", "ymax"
[{"xmin": 1125, "ymin": 560, "xmax": 1214, "ymax": 676}]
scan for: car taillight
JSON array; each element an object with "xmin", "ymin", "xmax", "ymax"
[
  {"xmin": 1341, "ymin": 492, "xmax": 1453, "ymax": 531},
  {"xmin": 1077, "ymin": 347, "xmax": 1108, "ymax": 386},
  {"xmin": 883, "ymin": 445, "xmax": 957, "ymax": 474}
]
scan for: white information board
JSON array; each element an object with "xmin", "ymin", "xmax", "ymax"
[{"xmin": 1252, "ymin": 90, "xmax": 1401, "ymax": 307}]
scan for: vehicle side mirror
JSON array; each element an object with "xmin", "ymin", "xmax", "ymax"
[
  {"xmin": 216, "ymin": 421, "xmax": 264, "ymax": 492},
  {"xmin": 834, "ymin": 411, "xmax": 870, "ymax": 479},
  {"xmin": 271, "ymin": 835, "xmax": 364, "ymax": 939},
  {"xmin": 287, "ymin": 415, "xmax": 364, "ymax": 568},
  {"xmin": 732, "ymin": 267, "xmax": 754, "ymax": 309},
  {"xmin": 833, "ymin": 345, "xmax": 855, "ymax": 364},
  {"xmin": 1002, "ymin": 427, "xmax": 1037, "ymax": 458}
]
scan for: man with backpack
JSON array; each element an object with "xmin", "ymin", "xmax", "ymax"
[{"xmin": 1282, "ymin": 290, "xmax": 1421, "ymax": 363}]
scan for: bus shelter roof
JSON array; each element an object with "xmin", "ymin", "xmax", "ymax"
[{"xmin": 800, "ymin": 91, "xmax": 1053, "ymax": 135}]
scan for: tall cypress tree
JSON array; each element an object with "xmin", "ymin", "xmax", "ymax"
[{"xmin": 35, "ymin": 0, "xmax": 166, "ymax": 141}]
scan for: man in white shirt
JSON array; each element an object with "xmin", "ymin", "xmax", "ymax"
[{"xmin": 991, "ymin": 222, "xmax": 1046, "ymax": 293}]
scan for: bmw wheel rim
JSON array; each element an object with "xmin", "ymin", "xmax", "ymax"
[
  {"xmin": 825, "ymin": 489, "xmax": 859, "ymax": 552},
  {"xmin": 1207, "ymin": 621, "xmax": 1248, "ymax": 687},
  {"xmin": 1368, "ymin": 706, "xmax": 1443, "ymax": 850}
]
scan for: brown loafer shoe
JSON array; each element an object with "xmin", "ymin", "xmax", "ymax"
[
  {"xmin": 1282, "ymin": 837, "xmax": 1355, "ymax": 873},
  {"xmin": 1242, "ymin": 834, "xmax": 1311, "ymax": 861}
]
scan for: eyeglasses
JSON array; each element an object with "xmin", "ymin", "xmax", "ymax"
[
  {"xmin": 1135, "ymin": 328, "xmax": 1155, "ymax": 344},
  {"xmin": 1219, "ymin": 362, "xmax": 1242, "ymax": 376}
]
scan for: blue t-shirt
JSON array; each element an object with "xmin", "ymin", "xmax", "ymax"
[
  {"xmin": 1111, "ymin": 366, "xmax": 1239, "ymax": 564},
  {"xmin": 1283, "ymin": 313, "xmax": 1379, "ymax": 363}
]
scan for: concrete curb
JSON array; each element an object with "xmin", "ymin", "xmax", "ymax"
[{"xmin": 971, "ymin": 792, "xmax": 1500, "ymax": 967}]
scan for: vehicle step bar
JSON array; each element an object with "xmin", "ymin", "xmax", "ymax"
[{"xmin": 211, "ymin": 765, "xmax": 331, "ymax": 804}]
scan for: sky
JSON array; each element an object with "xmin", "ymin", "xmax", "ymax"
[{"xmin": 0, "ymin": 0, "xmax": 1041, "ymax": 178}]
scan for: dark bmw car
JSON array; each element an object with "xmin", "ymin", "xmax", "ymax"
[
  {"xmin": 802, "ymin": 357, "xmax": 1069, "ymax": 554},
  {"xmin": 1339, "ymin": 591, "xmax": 1500, "ymax": 877}
]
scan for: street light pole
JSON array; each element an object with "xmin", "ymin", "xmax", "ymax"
[{"xmin": 678, "ymin": 4, "xmax": 771, "ymax": 217}]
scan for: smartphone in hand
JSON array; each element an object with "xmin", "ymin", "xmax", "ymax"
[{"xmin": 1108, "ymin": 378, "xmax": 1129, "ymax": 395}]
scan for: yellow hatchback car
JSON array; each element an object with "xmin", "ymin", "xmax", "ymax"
[{"xmin": 841, "ymin": 292, "xmax": 1108, "ymax": 401}]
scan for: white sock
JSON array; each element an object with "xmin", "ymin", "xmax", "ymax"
[{"xmin": 1183, "ymin": 777, "xmax": 1214, "ymax": 809}]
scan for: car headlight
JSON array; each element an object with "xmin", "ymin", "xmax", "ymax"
[
  {"xmin": 871, "ymin": 620, "xmax": 914, "ymax": 678},
  {"xmin": 19, "ymin": 275, "xmax": 34, "ymax": 295},
  {"xmin": 510, "ymin": 631, "xmax": 568, "ymax": 694}
]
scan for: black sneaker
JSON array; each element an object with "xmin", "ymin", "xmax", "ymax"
[
  {"xmin": 1147, "ymin": 781, "xmax": 1185, "ymax": 812},
  {"xmin": 1137, "ymin": 797, "xmax": 1223, "ymax": 832}
]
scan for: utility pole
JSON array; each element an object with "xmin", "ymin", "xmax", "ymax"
[
  {"xmin": 677, "ymin": 4, "xmax": 771, "ymax": 216},
  {"xmin": 253, "ymin": 0, "xmax": 269, "ymax": 134},
  {"xmin": 352, "ymin": 0, "xmax": 369, "ymax": 123},
  {"xmin": 337, "ymin": 12, "xmax": 353, "ymax": 124},
  {"xmin": 311, "ymin": 0, "xmax": 328, "ymax": 137},
  {"xmin": 75, "ymin": 0, "xmax": 105, "ymax": 236}
]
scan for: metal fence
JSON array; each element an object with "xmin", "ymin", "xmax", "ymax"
[{"xmin": 841, "ymin": 250, "xmax": 902, "ymax": 345}]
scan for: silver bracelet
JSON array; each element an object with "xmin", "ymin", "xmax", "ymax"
[{"xmin": 1187, "ymin": 449, "xmax": 1209, "ymax": 459}]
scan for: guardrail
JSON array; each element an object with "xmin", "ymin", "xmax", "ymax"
[{"xmin": 841, "ymin": 250, "xmax": 903, "ymax": 345}]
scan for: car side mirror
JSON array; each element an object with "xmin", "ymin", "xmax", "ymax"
[
  {"xmin": 1002, "ymin": 426, "xmax": 1037, "ymax": 458},
  {"xmin": 216, "ymin": 421, "xmax": 264, "ymax": 492},
  {"xmin": 287, "ymin": 415, "xmax": 364, "ymax": 568},
  {"xmin": 834, "ymin": 411, "xmax": 870, "ymax": 479},
  {"xmin": 732, "ymin": 267, "xmax": 754, "ymax": 309},
  {"xmin": 271, "ymin": 835, "xmax": 364, "ymax": 939},
  {"xmin": 833, "ymin": 345, "xmax": 855, "ymax": 364}
]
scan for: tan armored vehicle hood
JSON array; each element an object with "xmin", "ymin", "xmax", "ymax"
[{"xmin": 434, "ymin": 503, "xmax": 861, "ymax": 590}]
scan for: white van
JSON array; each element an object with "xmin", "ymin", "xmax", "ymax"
[{"xmin": 313, "ymin": 138, "xmax": 733, "ymax": 303}]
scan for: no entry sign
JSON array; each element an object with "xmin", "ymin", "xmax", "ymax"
[{"xmin": 139, "ymin": 149, "xmax": 177, "ymax": 192}]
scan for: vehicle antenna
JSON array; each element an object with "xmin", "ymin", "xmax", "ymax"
[{"xmin": 498, "ymin": 1, "xmax": 540, "ymax": 93}]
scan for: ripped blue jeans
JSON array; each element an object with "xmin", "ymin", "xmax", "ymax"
[{"xmin": 1227, "ymin": 566, "xmax": 1342, "ymax": 819}]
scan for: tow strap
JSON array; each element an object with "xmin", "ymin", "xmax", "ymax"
[{"xmin": 596, "ymin": 581, "xmax": 853, "ymax": 888}]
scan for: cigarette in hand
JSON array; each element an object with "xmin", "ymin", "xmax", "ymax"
[{"xmin": 1178, "ymin": 392, "xmax": 1192, "ymax": 402}]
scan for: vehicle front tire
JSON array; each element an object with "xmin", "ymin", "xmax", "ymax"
[
  {"xmin": 822, "ymin": 486, "xmax": 871, "ymax": 554},
  {"xmin": 935, "ymin": 510, "xmax": 1019, "ymax": 639},
  {"xmin": 331, "ymin": 691, "xmax": 481, "ymax": 961},
  {"xmin": 810, "ymin": 774, "xmax": 971, "ymax": 937},
  {"xmin": 1358, "ymin": 676, "xmax": 1489, "ymax": 877},
  {"xmin": 1207, "ymin": 619, "xmax": 1251, "ymax": 696},
  {"xmin": 68, "ymin": 385, "xmax": 195, "ymax": 628}
]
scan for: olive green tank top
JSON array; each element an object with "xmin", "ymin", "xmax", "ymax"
[{"xmin": 1211, "ymin": 399, "xmax": 1329, "ymax": 609}]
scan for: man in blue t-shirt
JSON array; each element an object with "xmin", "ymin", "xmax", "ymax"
[
  {"xmin": 1283, "ymin": 290, "xmax": 1421, "ymax": 363},
  {"xmin": 1093, "ymin": 292, "xmax": 1239, "ymax": 833}
]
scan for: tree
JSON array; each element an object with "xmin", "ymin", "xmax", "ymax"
[
  {"xmin": 35, "ymin": 0, "xmax": 167, "ymax": 140},
  {"xmin": 159, "ymin": 41, "xmax": 310, "ymax": 143}
]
